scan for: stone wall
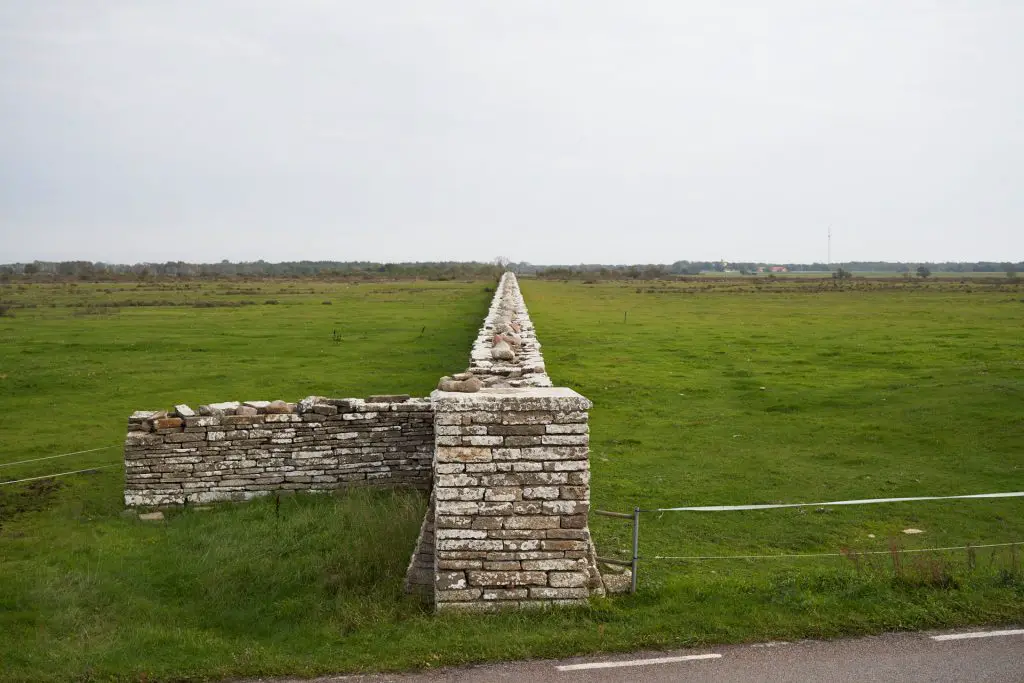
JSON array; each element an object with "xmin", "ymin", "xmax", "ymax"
[
  {"xmin": 124, "ymin": 395, "xmax": 433, "ymax": 506},
  {"xmin": 124, "ymin": 271, "xmax": 604, "ymax": 611},
  {"xmin": 430, "ymin": 388, "xmax": 601, "ymax": 611},
  {"xmin": 404, "ymin": 272, "xmax": 604, "ymax": 610},
  {"xmin": 466, "ymin": 273, "xmax": 551, "ymax": 388}
]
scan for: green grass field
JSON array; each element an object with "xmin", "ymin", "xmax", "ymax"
[{"xmin": 1, "ymin": 276, "xmax": 1023, "ymax": 681}]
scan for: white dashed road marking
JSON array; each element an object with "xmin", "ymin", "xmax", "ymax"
[
  {"xmin": 931, "ymin": 629, "xmax": 1024, "ymax": 641},
  {"xmin": 556, "ymin": 653, "xmax": 723, "ymax": 671}
]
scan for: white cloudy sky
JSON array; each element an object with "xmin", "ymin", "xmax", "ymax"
[{"xmin": 1, "ymin": 1, "xmax": 1021, "ymax": 264}]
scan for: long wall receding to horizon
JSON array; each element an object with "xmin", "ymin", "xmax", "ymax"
[
  {"xmin": 123, "ymin": 273, "xmax": 604, "ymax": 611},
  {"xmin": 122, "ymin": 273, "xmax": 556, "ymax": 507},
  {"xmin": 404, "ymin": 273, "xmax": 604, "ymax": 611}
]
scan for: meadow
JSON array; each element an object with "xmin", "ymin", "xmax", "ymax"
[{"xmin": 1, "ymin": 275, "xmax": 1022, "ymax": 681}]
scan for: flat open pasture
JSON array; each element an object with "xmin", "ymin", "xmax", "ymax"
[
  {"xmin": 523, "ymin": 277, "xmax": 1024, "ymax": 626},
  {"xmin": 1, "ymin": 276, "xmax": 1022, "ymax": 681},
  {"xmin": 0, "ymin": 279, "xmax": 490, "ymax": 475}
]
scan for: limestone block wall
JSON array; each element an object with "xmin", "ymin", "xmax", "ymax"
[
  {"xmin": 403, "ymin": 271, "xmax": 603, "ymax": 611},
  {"xmin": 430, "ymin": 388, "xmax": 600, "ymax": 611},
  {"xmin": 124, "ymin": 395, "xmax": 433, "ymax": 506},
  {"xmin": 403, "ymin": 491, "xmax": 436, "ymax": 596},
  {"xmin": 124, "ymin": 270, "xmax": 603, "ymax": 611},
  {"xmin": 467, "ymin": 273, "xmax": 551, "ymax": 388}
]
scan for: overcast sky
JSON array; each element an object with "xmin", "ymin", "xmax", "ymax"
[{"xmin": 1, "ymin": 1, "xmax": 1021, "ymax": 265}]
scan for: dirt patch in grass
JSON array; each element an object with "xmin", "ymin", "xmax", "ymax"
[{"xmin": 0, "ymin": 479, "xmax": 63, "ymax": 530}]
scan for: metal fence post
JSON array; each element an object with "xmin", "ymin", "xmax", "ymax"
[{"xmin": 631, "ymin": 506, "xmax": 640, "ymax": 593}]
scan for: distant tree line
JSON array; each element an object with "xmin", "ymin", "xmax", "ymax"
[
  {"xmin": 531, "ymin": 261, "xmax": 1024, "ymax": 279},
  {"xmin": 0, "ymin": 260, "xmax": 508, "ymax": 281},
  {"xmin": 0, "ymin": 259, "xmax": 1021, "ymax": 282}
]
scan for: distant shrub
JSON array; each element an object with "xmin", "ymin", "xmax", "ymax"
[
  {"xmin": 322, "ymin": 300, "xmax": 333, "ymax": 305},
  {"xmin": 264, "ymin": 299, "xmax": 280, "ymax": 305},
  {"xmin": 0, "ymin": 304, "xmax": 11, "ymax": 317}
]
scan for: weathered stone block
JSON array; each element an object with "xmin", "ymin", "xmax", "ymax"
[
  {"xmin": 522, "ymin": 486, "xmax": 560, "ymax": 500},
  {"xmin": 435, "ymin": 571, "xmax": 467, "ymax": 590},
  {"xmin": 436, "ymin": 447, "xmax": 492, "ymax": 463},
  {"xmin": 542, "ymin": 435, "xmax": 588, "ymax": 446},
  {"xmin": 436, "ymin": 515, "xmax": 473, "ymax": 529},
  {"xmin": 436, "ymin": 529, "xmax": 488, "ymax": 540},
  {"xmin": 522, "ymin": 559, "xmax": 583, "ymax": 571},
  {"xmin": 545, "ymin": 423, "xmax": 588, "ymax": 435},
  {"xmin": 264, "ymin": 400, "xmax": 294, "ymax": 414},
  {"xmin": 504, "ymin": 436, "xmax": 543, "ymax": 446},
  {"xmin": 482, "ymin": 588, "xmax": 528, "ymax": 600},
  {"xmin": 504, "ymin": 516, "xmax": 560, "ymax": 530},
  {"xmin": 437, "ymin": 559, "xmax": 483, "ymax": 570},
  {"xmin": 542, "ymin": 500, "xmax": 589, "ymax": 515},
  {"xmin": 549, "ymin": 571, "xmax": 589, "ymax": 588},
  {"xmin": 435, "ymin": 425, "xmax": 462, "ymax": 436},
  {"xmin": 165, "ymin": 432, "xmax": 204, "ymax": 443},
  {"xmin": 466, "ymin": 571, "xmax": 546, "ymax": 587},
  {"xmin": 545, "ymin": 529, "xmax": 588, "ymax": 540},
  {"xmin": 463, "ymin": 435, "xmax": 503, "ymax": 446},
  {"xmin": 484, "ymin": 487, "xmax": 520, "ymax": 502},
  {"xmin": 470, "ymin": 516, "xmax": 504, "ymax": 530},
  {"xmin": 436, "ymin": 539, "xmax": 504, "ymax": 552},
  {"xmin": 477, "ymin": 502, "xmax": 514, "ymax": 515},
  {"xmin": 125, "ymin": 432, "xmax": 163, "ymax": 446},
  {"xmin": 541, "ymin": 539, "xmax": 587, "ymax": 551},
  {"xmin": 502, "ymin": 539, "xmax": 541, "ymax": 551},
  {"xmin": 483, "ymin": 561, "xmax": 522, "ymax": 571},
  {"xmin": 435, "ymin": 588, "xmax": 483, "ymax": 602},
  {"xmin": 528, "ymin": 587, "xmax": 589, "ymax": 600},
  {"xmin": 436, "ymin": 474, "xmax": 479, "ymax": 487},
  {"xmin": 312, "ymin": 404, "xmax": 338, "ymax": 416},
  {"xmin": 516, "ymin": 447, "xmax": 587, "ymax": 462},
  {"xmin": 559, "ymin": 486, "xmax": 588, "ymax": 499},
  {"xmin": 500, "ymin": 411, "xmax": 554, "ymax": 425}
]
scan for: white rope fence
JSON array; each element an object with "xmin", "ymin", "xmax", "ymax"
[
  {"xmin": 597, "ymin": 491, "xmax": 1024, "ymax": 586},
  {"xmin": 0, "ymin": 464, "xmax": 121, "ymax": 487},
  {"xmin": 0, "ymin": 444, "xmax": 122, "ymax": 487},
  {"xmin": 648, "ymin": 491, "xmax": 1024, "ymax": 513},
  {"xmin": 0, "ymin": 445, "xmax": 119, "ymax": 469}
]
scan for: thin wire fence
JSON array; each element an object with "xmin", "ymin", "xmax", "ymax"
[
  {"xmin": 644, "ymin": 490, "xmax": 1024, "ymax": 513},
  {"xmin": 593, "ymin": 490, "xmax": 1024, "ymax": 593},
  {"xmin": 653, "ymin": 541, "xmax": 1024, "ymax": 562},
  {"xmin": 0, "ymin": 445, "xmax": 119, "ymax": 469},
  {"xmin": 0, "ymin": 464, "xmax": 121, "ymax": 487},
  {"xmin": 0, "ymin": 444, "xmax": 122, "ymax": 487}
]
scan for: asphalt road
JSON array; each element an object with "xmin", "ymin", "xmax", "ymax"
[{"xmin": 266, "ymin": 627, "xmax": 1024, "ymax": 683}]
